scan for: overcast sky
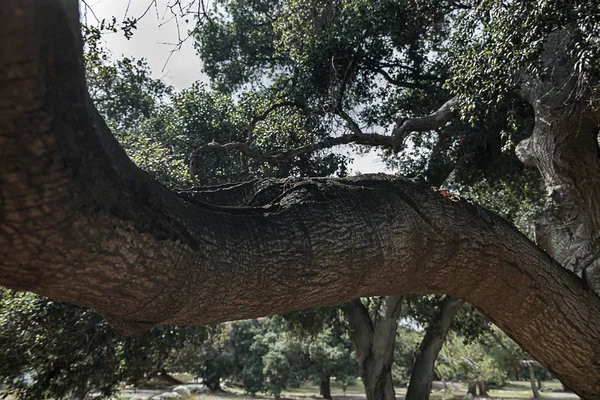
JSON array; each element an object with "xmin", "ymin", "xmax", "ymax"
[{"xmin": 83, "ymin": 0, "xmax": 390, "ymax": 174}]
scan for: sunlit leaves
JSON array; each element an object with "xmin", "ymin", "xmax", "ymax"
[{"xmin": 446, "ymin": 0, "xmax": 600, "ymax": 121}]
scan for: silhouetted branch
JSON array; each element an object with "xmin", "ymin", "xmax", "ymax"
[
  {"xmin": 246, "ymin": 101, "xmax": 311, "ymax": 144},
  {"xmin": 189, "ymin": 132, "xmax": 394, "ymax": 183}
]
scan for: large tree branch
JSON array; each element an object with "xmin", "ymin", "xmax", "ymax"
[
  {"xmin": 392, "ymin": 96, "xmax": 458, "ymax": 151},
  {"xmin": 2, "ymin": 2, "xmax": 600, "ymax": 398}
]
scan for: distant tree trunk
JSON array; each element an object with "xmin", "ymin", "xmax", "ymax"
[
  {"xmin": 467, "ymin": 382, "xmax": 477, "ymax": 395},
  {"xmin": 527, "ymin": 363, "xmax": 541, "ymax": 398},
  {"xmin": 207, "ymin": 378, "xmax": 222, "ymax": 391},
  {"xmin": 320, "ymin": 375, "xmax": 332, "ymax": 399},
  {"xmin": 477, "ymin": 381, "xmax": 488, "ymax": 397},
  {"xmin": 344, "ymin": 296, "xmax": 404, "ymax": 400},
  {"xmin": 405, "ymin": 296, "xmax": 464, "ymax": 400}
]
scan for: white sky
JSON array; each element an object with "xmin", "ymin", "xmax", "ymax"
[{"xmin": 82, "ymin": 0, "xmax": 390, "ymax": 174}]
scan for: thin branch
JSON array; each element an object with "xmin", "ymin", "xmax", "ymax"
[
  {"xmin": 336, "ymin": 108, "xmax": 364, "ymax": 136},
  {"xmin": 371, "ymin": 67, "xmax": 423, "ymax": 89},
  {"xmin": 81, "ymin": 0, "xmax": 101, "ymax": 24},
  {"xmin": 189, "ymin": 132, "xmax": 394, "ymax": 183},
  {"xmin": 246, "ymin": 101, "xmax": 310, "ymax": 144},
  {"xmin": 138, "ymin": 0, "xmax": 158, "ymax": 21},
  {"xmin": 392, "ymin": 96, "xmax": 458, "ymax": 151}
]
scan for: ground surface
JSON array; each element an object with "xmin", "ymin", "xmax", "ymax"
[{"xmin": 117, "ymin": 380, "xmax": 580, "ymax": 400}]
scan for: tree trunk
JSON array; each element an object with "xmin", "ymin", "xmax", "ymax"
[
  {"xmin": 344, "ymin": 297, "xmax": 404, "ymax": 400},
  {"xmin": 320, "ymin": 375, "xmax": 332, "ymax": 400},
  {"xmin": 405, "ymin": 296, "xmax": 464, "ymax": 400},
  {"xmin": 515, "ymin": 28, "xmax": 600, "ymax": 293},
  {"xmin": 2, "ymin": 3, "xmax": 600, "ymax": 398},
  {"xmin": 528, "ymin": 364, "xmax": 541, "ymax": 398},
  {"xmin": 207, "ymin": 379, "xmax": 222, "ymax": 392},
  {"xmin": 467, "ymin": 382, "xmax": 477, "ymax": 395},
  {"xmin": 477, "ymin": 381, "xmax": 488, "ymax": 397}
]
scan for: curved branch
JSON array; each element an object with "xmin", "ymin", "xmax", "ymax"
[
  {"xmin": 2, "ymin": 3, "xmax": 600, "ymax": 398},
  {"xmin": 189, "ymin": 132, "xmax": 394, "ymax": 182},
  {"xmin": 392, "ymin": 96, "xmax": 458, "ymax": 151},
  {"xmin": 246, "ymin": 100, "xmax": 313, "ymax": 144},
  {"xmin": 370, "ymin": 67, "xmax": 423, "ymax": 89}
]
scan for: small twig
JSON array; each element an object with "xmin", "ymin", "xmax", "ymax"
[{"xmin": 81, "ymin": 0, "xmax": 101, "ymax": 24}]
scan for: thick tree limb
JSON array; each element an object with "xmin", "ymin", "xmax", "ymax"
[
  {"xmin": 344, "ymin": 296, "xmax": 404, "ymax": 400},
  {"xmin": 513, "ymin": 28, "xmax": 600, "ymax": 294},
  {"xmin": 392, "ymin": 96, "xmax": 458, "ymax": 151},
  {"xmin": 2, "ymin": 2, "xmax": 600, "ymax": 398}
]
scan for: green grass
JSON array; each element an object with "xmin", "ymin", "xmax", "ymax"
[
  {"xmin": 3, "ymin": 379, "xmax": 577, "ymax": 400},
  {"xmin": 226, "ymin": 380, "xmax": 577, "ymax": 400}
]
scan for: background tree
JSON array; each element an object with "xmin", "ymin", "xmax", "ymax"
[{"xmin": 0, "ymin": 289, "xmax": 209, "ymax": 400}]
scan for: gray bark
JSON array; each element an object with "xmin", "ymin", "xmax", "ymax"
[
  {"xmin": 515, "ymin": 28, "xmax": 600, "ymax": 293},
  {"xmin": 521, "ymin": 360, "xmax": 541, "ymax": 399},
  {"xmin": 405, "ymin": 296, "xmax": 464, "ymax": 400},
  {"xmin": 467, "ymin": 382, "xmax": 476, "ymax": 395},
  {"xmin": 1, "ymin": 2, "xmax": 600, "ymax": 399},
  {"xmin": 476, "ymin": 381, "xmax": 488, "ymax": 397},
  {"xmin": 528, "ymin": 364, "xmax": 541, "ymax": 399},
  {"xmin": 343, "ymin": 297, "xmax": 404, "ymax": 400}
]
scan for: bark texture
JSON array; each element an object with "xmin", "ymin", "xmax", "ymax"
[
  {"xmin": 405, "ymin": 296, "xmax": 464, "ymax": 400},
  {"xmin": 515, "ymin": 28, "xmax": 600, "ymax": 293},
  {"xmin": 1, "ymin": 2, "xmax": 600, "ymax": 399},
  {"xmin": 343, "ymin": 297, "xmax": 404, "ymax": 400}
]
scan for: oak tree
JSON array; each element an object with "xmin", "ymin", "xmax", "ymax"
[{"xmin": 1, "ymin": 1, "xmax": 600, "ymax": 399}]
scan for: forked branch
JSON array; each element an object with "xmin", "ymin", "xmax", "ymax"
[{"xmin": 189, "ymin": 132, "xmax": 394, "ymax": 182}]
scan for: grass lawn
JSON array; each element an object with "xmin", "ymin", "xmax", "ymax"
[
  {"xmin": 2, "ymin": 380, "xmax": 579, "ymax": 400},
  {"xmin": 202, "ymin": 380, "xmax": 579, "ymax": 400}
]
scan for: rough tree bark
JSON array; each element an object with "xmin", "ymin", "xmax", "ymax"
[
  {"xmin": 405, "ymin": 296, "xmax": 464, "ymax": 400},
  {"xmin": 476, "ymin": 381, "xmax": 488, "ymax": 397},
  {"xmin": 2, "ymin": 2, "xmax": 600, "ymax": 399},
  {"xmin": 404, "ymin": 167, "xmax": 461, "ymax": 400},
  {"xmin": 515, "ymin": 28, "xmax": 600, "ymax": 293},
  {"xmin": 343, "ymin": 297, "xmax": 404, "ymax": 400}
]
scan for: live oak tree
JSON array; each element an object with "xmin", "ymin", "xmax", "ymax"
[
  {"xmin": 192, "ymin": 2, "xmax": 541, "ymax": 400},
  {"xmin": 1, "ymin": 2, "xmax": 600, "ymax": 400},
  {"xmin": 0, "ymin": 34, "xmax": 207, "ymax": 400},
  {"xmin": 193, "ymin": 2, "xmax": 476, "ymax": 399}
]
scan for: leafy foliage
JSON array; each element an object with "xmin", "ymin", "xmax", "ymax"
[
  {"xmin": 447, "ymin": 0, "xmax": 600, "ymax": 119},
  {"xmin": 0, "ymin": 289, "xmax": 208, "ymax": 400}
]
